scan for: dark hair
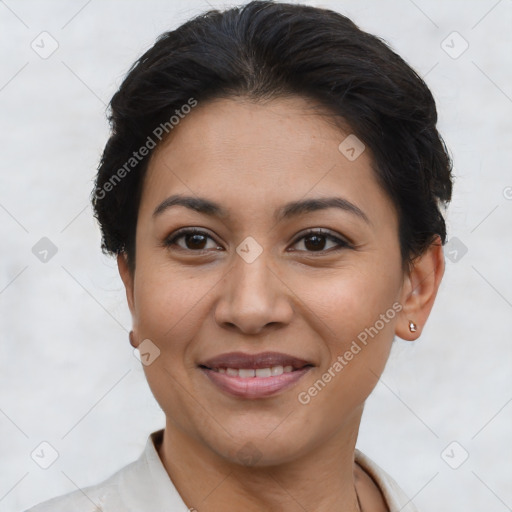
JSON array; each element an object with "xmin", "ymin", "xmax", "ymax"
[{"xmin": 92, "ymin": 0, "xmax": 453, "ymax": 274}]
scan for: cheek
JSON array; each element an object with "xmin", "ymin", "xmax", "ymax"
[
  {"xmin": 132, "ymin": 267, "xmax": 213, "ymax": 428},
  {"xmin": 294, "ymin": 282, "xmax": 396, "ymax": 421},
  {"xmin": 133, "ymin": 264, "xmax": 214, "ymax": 363},
  {"xmin": 301, "ymin": 266, "xmax": 399, "ymax": 338},
  {"xmin": 295, "ymin": 267, "xmax": 398, "ymax": 400},
  {"xmin": 129, "ymin": 242, "xmax": 206, "ymax": 414}
]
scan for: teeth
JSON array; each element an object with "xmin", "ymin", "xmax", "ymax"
[
  {"xmin": 255, "ymin": 368, "xmax": 271, "ymax": 378},
  {"xmin": 239, "ymin": 368, "xmax": 256, "ymax": 378},
  {"xmin": 271, "ymin": 365, "xmax": 284, "ymax": 376},
  {"xmin": 214, "ymin": 365, "xmax": 296, "ymax": 378}
]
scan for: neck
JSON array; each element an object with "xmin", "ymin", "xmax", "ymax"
[{"xmin": 157, "ymin": 409, "xmax": 365, "ymax": 512}]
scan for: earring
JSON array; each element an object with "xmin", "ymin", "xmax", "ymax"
[
  {"xmin": 129, "ymin": 330, "xmax": 136, "ymax": 347},
  {"xmin": 408, "ymin": 320, "xmax": 417, "ymax": 333}
]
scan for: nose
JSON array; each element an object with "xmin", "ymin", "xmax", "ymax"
[{"xmin": 214, "ymin": 249, "xmax": 294, "ymax": 335}]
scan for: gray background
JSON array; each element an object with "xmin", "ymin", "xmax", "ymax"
[{"xmin": 1, "ymin": 0, "xmax": 511, "ymax": 510}]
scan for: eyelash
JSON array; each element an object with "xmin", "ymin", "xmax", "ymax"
[{"xmin": 164, "ymin": 228, "xmax": 351, "ymax": 255}]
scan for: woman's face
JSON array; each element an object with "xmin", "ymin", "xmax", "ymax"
[{"xmin": 120, "ymin": 96, "xmax": 440, "ymax": 465}]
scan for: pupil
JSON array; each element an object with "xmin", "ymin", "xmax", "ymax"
[
  {"xmin": 187, "ymin": 234, "xmax": 206, "ymax": 249},
  {"xmin": 305, "ymin": 235, "xmax": 325, "ymax": 251}
]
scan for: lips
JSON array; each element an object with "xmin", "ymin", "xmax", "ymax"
[
  {"xmin": 198, "ymin": 351, "xmax": 313, "ymax": 399},
  {"xmin": 199, "ymin": 351, "xmax": 313, "ymax": 371}
]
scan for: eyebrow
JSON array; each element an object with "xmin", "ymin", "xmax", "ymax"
[{"xmin": 153, "ymin": 194, "xmax": 371, "ymax": 225}]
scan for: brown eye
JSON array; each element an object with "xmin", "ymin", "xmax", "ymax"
[
  {"xmin": 290, "ymin": 229, "xmax": 350, "ymax": 253},
  {"xmin": 303, "ymin": 234, "xmax": 327, "ymax": 251},
  {"xmin": 165, "ymin": 229, "xmax": 221, "ymax": 252},
  {"xmin": 184, "ymin": 233, "xmax": 207, "ymax": 249}
]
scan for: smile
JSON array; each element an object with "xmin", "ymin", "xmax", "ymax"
[
  {"xmin": 198, "ymin": 351, "xmax": 314, "ymax": 399},
  {"xmin": 212, "ymin": 365, "xmax": 295, "ymax": 377}
]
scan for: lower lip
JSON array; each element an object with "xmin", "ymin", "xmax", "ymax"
[{"xmin": 200, "ymin": 367, "xmax": 312, "ymax": 399}]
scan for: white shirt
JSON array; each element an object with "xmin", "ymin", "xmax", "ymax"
[{"xmin": 25, "ymin": 429, "xmax": 420, "ymax": 512}]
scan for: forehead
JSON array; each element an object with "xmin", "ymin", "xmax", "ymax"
[{"xmin": 141, "ymin": 96, "xmax": 396, "ymax": 229}]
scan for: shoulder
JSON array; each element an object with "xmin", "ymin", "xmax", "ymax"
[
  {"xmin": 24, "ymin": 429, "xmax": 190, "ymax": 512},
  {"xmin": 354, "ymin": 449, "xmax": 421, "ymax": 512},
  {"xmin": 24, "ymin": 458, "xmax": 139, "ymax": 512}
]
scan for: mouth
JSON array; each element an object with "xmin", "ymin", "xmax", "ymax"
[{"xmin": 198, "ymin": 351, "xmax": 314, "ymax": 399}]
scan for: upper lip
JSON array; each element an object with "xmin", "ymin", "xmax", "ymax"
[{"xmin": 199, "ymin": 351, "xmax": 313, "ymax": 370}]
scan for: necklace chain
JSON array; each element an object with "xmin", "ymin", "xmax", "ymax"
[{"xmin": 355, "ymin": 485, "xmax": 363, "ymax": 512}]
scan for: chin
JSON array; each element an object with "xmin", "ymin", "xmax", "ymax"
[{"xmin": 199, "ymin": 424, "xmax": 312, "ymax": 468}]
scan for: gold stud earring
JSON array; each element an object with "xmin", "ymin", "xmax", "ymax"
[{"xmin": 408, "ymin": 321, "xmax": 417, "ymax": 333}]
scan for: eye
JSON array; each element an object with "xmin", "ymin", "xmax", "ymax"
[
  {"xmin": 164, "ymin": 228, "xmax": 350, "ymax": 254},
  {"xmin": 164, "ymin": 228, "xmax": 222, "ymax": 252},
  {"xmin": 289, "ymin": 229, "xmax": 350, "ymax": 254}
]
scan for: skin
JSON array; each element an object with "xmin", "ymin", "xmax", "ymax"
[{"xmin": 118, "ymin": 96, "xmax": 445, "ymax": 512}]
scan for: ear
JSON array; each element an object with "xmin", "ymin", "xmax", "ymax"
[
  {"xmin": 396, "ymin": 235, "xmax": 445, "ymax": 341},
  {"xmin": 117, "ymin": 253, "xmax": 140, "ymax": 347}
]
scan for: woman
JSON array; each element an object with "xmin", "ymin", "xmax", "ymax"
[{"xmin": 26, "ymin": 1, "xmax": 452, "ymax": 511}]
